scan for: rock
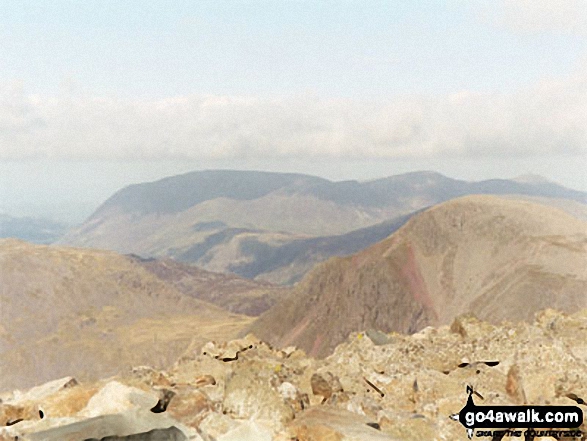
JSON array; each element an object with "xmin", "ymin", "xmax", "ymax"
[
  {"xmin": 194, "ymin": 375, "xmax": 216, "ymax": 387},
  {"xmin": 288, "ymin": 406, "xmax": 399, "ymax": 440},
  {"xmin": 449, "ymin": 314, "xmax": 495, "ymax": 339},
  {"xmin": 505, "ymin": 364, "xmax": 526, "ymax": 404},
  {"xmin": 8, "ymin": 412, "xmax": 197, "ymax": 441},
  {"xmin": 41, "ymin": 383, "xmax": 101, "ymax": 419},
  {"xmin": 166, "ymin": 387, "xmax": 212, "ymax": 428},
  {"xmin": 278, "ymin": 382, "xmax": 310, "ymax": 412},
  {"xmin": 223, "ymin": 370, "xmax": 294, "ymax": 432},
  {"xmin": 198, "ymin": 412, "xmax": 240, "ymax": 439},
  {"xmin": 130, "ymin": 368, "xmax": 172, "ymax": 388},
  {"xmin": 365, "ymin": 329, "xmax": 390, "ymax": 346},
  {"xmin": 377, "ymin": 412, "xmax": 436, "ymax": 441},
  {"xmin": 278, "ymin": 382, "xmax": 298, "ymax": 401},
  {"xmin": 170, "ymin": 355, "xmax": 231, "ymax": 403},
  {"xmin": 200, "ymin": 336, "xmax": 258, "ymax": 361},
  {"xmin": 149, "ymin": 389, "xmax": 175, "ymax": 413},
  {"xmin": 216, "ymin": 420, "xmax": 273, "ymax": 441},
  {"xmin": 0, "ymin": 402, "xmax": 40, "ymax": 426},
  {"xmin": 311, "ymin": 372, "xmax": 342, "ymax": 403},
  {"xmin": 83, "ymin": 426, "xmax": 187, "ymax": 440},
  {"xmin": 79, "ymin": 382, "xmax": 159, "ymax": 418},
  {"xmin": 292, "ymin": 424, "xmax": 344, "ymax": 441},
  {"xmin": 345, "ymin": 394, "xmax": 382, "ymax": 420},
  {"xmin": 2, "ymin": 309, "xmax": 587, "ymax": 441},
  {"xmin": 11, "ymin": 377, "xmax": 79, "ymax": 404},
  {"xmin": 279, "ymin": 346, "xmax": 299, "ymax": 358},
  {"xmin": 272, "ymin": 432, "xmax": 299, "ymax": 441},
  {"xmin": 0, "ymin": 377, "xmax": 82, "ymax": 426}
]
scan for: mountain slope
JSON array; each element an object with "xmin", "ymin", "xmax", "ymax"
[
  {"xmin": 130, "ymin": 255, "xmax": 287, "ymax": 315},
  {"xmin": 0, "ymin": 240, "xmax": 253, "ymax": 391},
  {"xmin": 248, "ymin": 196, "xmax": 587, "ymax": 357}
]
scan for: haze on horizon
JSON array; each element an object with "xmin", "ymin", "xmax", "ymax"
[{"xmin": 0, "ymin": 0, "xmax": 586, "ymax": 222}]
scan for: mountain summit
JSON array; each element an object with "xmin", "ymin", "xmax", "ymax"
[{"xmin": 248, "ymin": 195, "xmax": 587, "ymax": 356}]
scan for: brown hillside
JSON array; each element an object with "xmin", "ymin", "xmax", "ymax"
[
  {"xmin": 132, "ymin": 256, "xmax": 287, "ymax": 315},
  {"xmin": 248, "ymin": 195, "xmax": 587, "ymax": 357},
  {"xmin": 0, "ymin": 240, "xmax": 252, "ymax": 392}
]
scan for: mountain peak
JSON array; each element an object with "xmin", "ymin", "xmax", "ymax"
[{"xmin": 248, "ymin": 195, "xmax": 587, "ymax": 357}]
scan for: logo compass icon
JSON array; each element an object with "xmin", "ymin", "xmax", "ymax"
[{"xmin": 449, "ymin": 385, "xmax": 480, "ymax": 439}]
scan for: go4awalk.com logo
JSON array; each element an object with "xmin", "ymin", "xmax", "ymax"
[{"xmin": 450, "ymin": 386, "xmax": 584, "ymax": 439}]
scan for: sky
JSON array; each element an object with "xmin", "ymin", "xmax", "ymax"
[{"xmin": 0, "ymin": 0, "xmax": 586, "ymax": 222}]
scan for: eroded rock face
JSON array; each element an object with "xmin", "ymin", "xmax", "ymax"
[{"xmin": 2, "ymin": 309, "xmax": 586, "ymax": 441}]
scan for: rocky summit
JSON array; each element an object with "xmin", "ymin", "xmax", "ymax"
[{"xmin": 1, "ymin": 308, "xmax": 586, "ymax": 440}]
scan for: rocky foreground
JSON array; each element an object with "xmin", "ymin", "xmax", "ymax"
[{"xmin": 1, "ymin": 309, "xmax": 586, "ymax": 441}]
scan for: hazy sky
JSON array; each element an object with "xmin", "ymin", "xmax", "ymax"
[{"xmin": 0, "ymin": 0, "xmax": 586, "ymax": 221}]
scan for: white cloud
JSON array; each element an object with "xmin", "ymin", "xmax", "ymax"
[
  {"xmin": 0, "ymin": 68, "xmax": 585, "ymax": 161},
  {"xmin": 481, "ymin": 0, "xmax": 587, "ymax": 35}
]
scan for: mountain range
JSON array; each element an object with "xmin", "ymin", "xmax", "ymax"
[
  {"xmin": 4, "ymin": 170, "xmax": 587, "ymax": 391},
  {"xmin": 58, "ymin": 170, "xmax": 587, "ymax": 284}
]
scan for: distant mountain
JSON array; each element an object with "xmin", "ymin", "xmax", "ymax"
[
  {"xmin": 170, "ymin": 211, "xmax": 420, "ymax": 285},
  {"xmin": 0, "ymin": 240, "xmax": 253, "ymax": 391},
  {"xmin": 59, "ymin": 170, "xmax": 587, "ymax": 284},
  {"xmin": 0, "ymin": 214, "xmax": 68, "ymax": 244},
  {"xmin": 247, "ymin": 196, "xmax": 587, "ymax": 357}
]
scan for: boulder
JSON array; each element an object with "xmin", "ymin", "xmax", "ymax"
[
  {"xmin": 11, "ymin": 412, "xmax": 196, "ymax": 441},
  {"xmin": 310, "ymin": 372, "xmax": 343, "ymax": 404},
  {"xmin": 216, "ymin": 420, "xmax": 273, "ymax": 441},
  {"xmin": 197, "ymin": 412, "xmax": 240, "ymax": 439},
  {"xmin": 166, "ymin": 387, "xmax": 212, "ymax": 428},
  {"xmin": 79, "ymin": 382, "xmax": 159, "ymax": 418},
  {"xmin": 288, "ymin": 406, "xmax": 399, "ymax": 441},
  {"xmin": 222, "ymin": 370, "xmax": 294, "ymax": 432}
]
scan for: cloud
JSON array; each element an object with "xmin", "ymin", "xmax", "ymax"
[
  {"xmin": 0, "ymin": 69, "xmax": 585, "ymax": 161},
  {"xmin": 481, "ymin": 0, "xmax": 587, "ymax": 35}
]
